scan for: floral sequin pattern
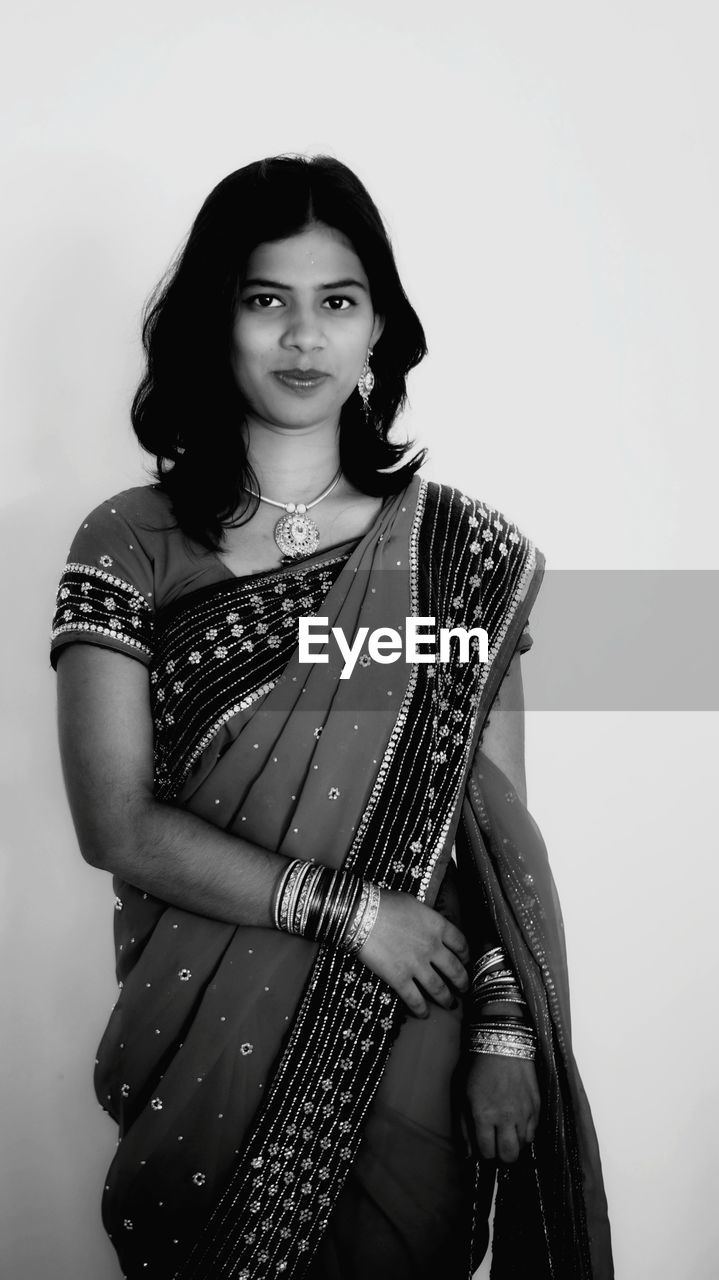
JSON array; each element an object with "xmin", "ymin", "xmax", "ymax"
[
  {"xmin": 150, "ymin": 554, "xmax": 352, "ymax": 800},
  {"xmin": 438, "ymin": 493, "xmax": 526, "ymax": 675},
  {"xmin": 51, "ymin": 564, "xmax": 153, "ymax": 661},
  {"xmin": 94, "ymin": 482, "xmax": 537, "ymax": 1280},
  {"xmin": 195, "ymin": 949, "xmax": 400, "ymax": 1280}
]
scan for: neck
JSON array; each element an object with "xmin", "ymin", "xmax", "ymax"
[{"xmin": 241, "ymin": 414, "xmax": 342, "ymax": 503}]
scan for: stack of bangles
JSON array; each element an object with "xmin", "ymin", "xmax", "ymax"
[
  {"xmin": 468, "ymin": 945, "xmax": 537, "ymax": 1061},
  {"xmin": 272, "ymin": 858, "xmax": 380, "ymax": 955}
]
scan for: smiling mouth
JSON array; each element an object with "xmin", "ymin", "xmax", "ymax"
[{"xmin": 273, "ymin": 371, "xmax": 329, "ymax": 391}]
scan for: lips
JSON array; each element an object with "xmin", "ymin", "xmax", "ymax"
[{"xmin": 273, "ymin": 370, "xmax": 330, "ymax": 392}]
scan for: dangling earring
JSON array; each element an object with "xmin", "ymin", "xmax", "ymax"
[{"xmin": 357, "ymin": 348, "xmax": 375, "ymax": 418}]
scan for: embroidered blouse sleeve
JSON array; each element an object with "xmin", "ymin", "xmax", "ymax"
[{"xmin": 49, "ymin": 497, "xmax": 155, "ymax": 670}]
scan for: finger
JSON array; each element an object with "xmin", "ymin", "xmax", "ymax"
[
  {"xmin": 459, "ymin": 1109, "xmax": 474, "ymax": 1158},
  {"xmin": 475, "ymin": 1122, "xmax": 496, "ymax": 1161},
  {"xmin": 419, "ymin": 968, "xmax": 455, "ymax": 1009},
  {"xmin": 515, "ymin": 1115, "xmax": 532, "ymax": 1146},
  {"xmin": 519, "ymin": 1105, "xmax": 537, "ymax": 1146},
  {"xmin": 496, "ymin": 1125, "xmax": 521, "ymax": 1165},
  {"xmin": 437, "ymin": 949, "xmax": 470, "ymax": 993},
  {"xmin": 402, "ymin": 981, "xmax": 429, "ymax": 1019},
  {"xmin": 441, "ymin": 923, "xmax": 470, "ymax": 964}
]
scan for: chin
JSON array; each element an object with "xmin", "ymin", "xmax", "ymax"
[{"xmin": 264, "ymin": 393, "xmax": 343, "ymax": 427}]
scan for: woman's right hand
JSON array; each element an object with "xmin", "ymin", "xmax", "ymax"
[{"xmin": 356, "ymin": 888, "xmax": 470, "ymax": 1016}]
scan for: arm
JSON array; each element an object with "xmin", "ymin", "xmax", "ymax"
[
  {"xmin": 462, "ymin": 649, "xmax": 541, "ymax": 1163},
  {"xmin": 480, "ymin": 648, "xmax": 527, "ymax": 805},
  {"xmin": 471, "ymin": 650, "xmax": 528, "ymax": 1014},
  {"xmin": 56, "ymin": 643, "xmax": 288, "ymax": 927},
  {"xmin": 56, "ymin": 643, "xmax": 471, "ymax": 1015}
]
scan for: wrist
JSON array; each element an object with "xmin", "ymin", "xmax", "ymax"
[
  {"xmin": 472, "ymin": 999, "xmax": 527, "ymax": 1021},
  {"xmin": 469, "ymin": 945, "xmax": 528, "ymax": 1021},
  {"xmin": 467, "ymin": 1020, "xmax": 537, "ymax": 1061},
  {"xmin": 272, "ymin": 857, "xmax": 380, "ymax": 954}
]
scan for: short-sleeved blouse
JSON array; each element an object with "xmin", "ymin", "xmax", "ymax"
[
  {"xmin": 49, "ymin": 484, "xmax": 369, "ymax": 672},
  {"xmin": 49, "ymin": 483, "xmax": 533, "ymax": 672}
]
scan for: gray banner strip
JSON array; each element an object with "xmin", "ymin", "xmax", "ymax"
[
  {"xmin": 522, "ymin": 570, "xmax": 719, "ymax": 711},
  {"xmin": 271, "ymin": 570, "xmax": 719, "ymax": 712}
]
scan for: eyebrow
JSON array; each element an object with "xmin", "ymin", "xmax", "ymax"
[{"xmin": 242, "ymin": 277, "xmax": 368, "ymax": 292}]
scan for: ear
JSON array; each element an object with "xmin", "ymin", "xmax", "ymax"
[{"xmin": 370, "ymin": 313, "xmax": 385, "ymax": 349}]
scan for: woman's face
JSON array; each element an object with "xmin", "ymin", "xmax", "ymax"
[{"xmin": 231, "ymin": 221, "xmax": 384, "ymax": 432}]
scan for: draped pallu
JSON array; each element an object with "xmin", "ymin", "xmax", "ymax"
[{"xmin": 67, "ymin": 477, "xmax": 611, "ymax": 1279}]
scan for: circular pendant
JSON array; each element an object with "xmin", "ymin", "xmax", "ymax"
[{"xmin": 273, "ymin": 512, "xmax": 321, "ymax": 559}]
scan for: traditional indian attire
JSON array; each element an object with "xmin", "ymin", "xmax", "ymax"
[{"xmin": 50, "ymin": 475, "xmax": 613, "ymax": 1280}]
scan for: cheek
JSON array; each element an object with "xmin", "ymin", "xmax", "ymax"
[
  {"xmin": 232, "ymin": 318, "xmax": 275, "ymax": 371},
  {"xmin": 331, "ymin": 321, "xmax": 368, "ymax": 364}
]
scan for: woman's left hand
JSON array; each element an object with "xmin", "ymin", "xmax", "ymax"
[{"xmin": 462, "ymin": 1054, "xmax": 541, "ymax": 1164}]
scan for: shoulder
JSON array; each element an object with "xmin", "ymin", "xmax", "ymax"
[
  {"xmin": 73, "ymin": 484, "xmax": 174, "ymax": 545},
  {"xmin": 62, "ymin": 484, "xmax": 176, "ymax": 583},
  {"xmin": 50, "ymin": 484, "xmax": 213, "ymax": 671},
  {"xmin": 50, "ymin": 486, "xmax": 170, "ymax": 670}
]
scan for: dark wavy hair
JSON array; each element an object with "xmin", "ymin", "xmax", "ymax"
[{"xmin": 130, "ymin": 154, "xmax": 428, "ymax": 550}]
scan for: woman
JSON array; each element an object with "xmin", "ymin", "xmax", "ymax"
[{"xmin": 51, "ymin": 155, "xmax": 613, "ymax": 1280}]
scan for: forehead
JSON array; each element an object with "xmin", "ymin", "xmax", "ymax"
[{"xmin": 244, "ymin": 223, "xmax": 367, "ymax": 283}]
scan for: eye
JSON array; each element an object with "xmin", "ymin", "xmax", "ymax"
[
  {"xmin": 323, "ymin": 296, "xmax": 355, "ymax": 311},
  {"xmin": 246, "ymin": 294, "xmax": 283, "ymax": 309}
]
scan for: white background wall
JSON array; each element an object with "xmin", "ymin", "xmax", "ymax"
[{"xmin": 1, "ymin": 3, "xmax": 717, "ymax": 1277}]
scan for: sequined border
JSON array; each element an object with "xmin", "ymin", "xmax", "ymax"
[
  {"xmin": 50, "ymin": 561, "xmax": 153, "ymax": 660},
  {"xmin": 173, "ymin": 482, "xmax": 540, "ymax": 1280}
]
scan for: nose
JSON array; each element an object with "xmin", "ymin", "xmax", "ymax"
[{"xmin": 279, "ymin": 305, "xmax": 327, "ymax": 353}]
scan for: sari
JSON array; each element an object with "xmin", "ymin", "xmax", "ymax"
[{"xmin": 50, "ymin": 475, "xmax": 613, "ymax": 1280}]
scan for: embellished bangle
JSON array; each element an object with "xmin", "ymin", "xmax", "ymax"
[
  {"xmin": 472, "ymin": 972, "xmax": 527, "ymax": 1010},
  {"xmin": 472, "ymin": 966, "xmax": 515, "ymax": 987},
  {"xmin": 473, "ymin": 988, "xmax": 524, "ymax": 1008},
  {"xmin": 344, "ymin": 882, "xmax": 380, "ymax": 955},
  {"xmin": 274, "ymin": 860, "xmax": 306, "ymax": 932},
  {"xmin": 475, "ymin": 988, "xmax": 527, "ymax": 1008},
  {"xmin": 470, "ymin": 947, "xmax": 527, "ymax": 1018},
  {"xmin": 471, "ymin": 947, "xmax": 507, "ymax": 982},
  {"xmin": 342, "ymin": 880, "xmax": 371, "ymax": 952},
  {"xmin": 467, "ymin": 1019, "xmax": 537, "ymax": 1061},
  {"xmin": 472, "ymin": 971, "xmax": 521, "ymax": 994},
  {"xmin": 272, "ymin": 860, "xmax": 295, "ymax": 931},
  {"xmin": 272, "ymin": 858, "xmax": 381, "ymax": 954}
]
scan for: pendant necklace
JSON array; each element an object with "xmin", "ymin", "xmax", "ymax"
[{"xmin": 242, "ymin": 467, "xmax": 343, "ymax": 560}]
